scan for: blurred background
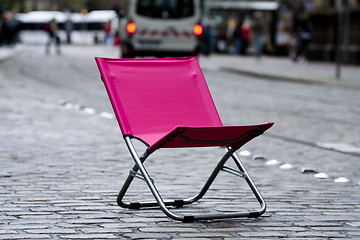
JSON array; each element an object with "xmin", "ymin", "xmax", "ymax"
[
  {"xmin": 1, "ymin": 2, "xmax": 360, "ymax": 234},
  {"xmin": 0, "ymin": 0, "xmax": 359, "ymax": 64}
]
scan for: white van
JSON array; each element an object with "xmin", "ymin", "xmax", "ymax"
[{"xmin": 121, "ymin": 0, "xmax": 203, "ymax": 58}]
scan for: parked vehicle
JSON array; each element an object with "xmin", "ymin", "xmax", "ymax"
[{"xmin": 121, "ymin": 0, "xmax": 203, "ymax": 58}]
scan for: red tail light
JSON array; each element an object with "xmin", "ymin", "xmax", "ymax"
[
  {"xmin": 127, "ymin": 22, "xmax": 136, "ymax": 34},
  {"xmin": 193, "ymin": 24, "xmax": 203, "ymax": 36}
]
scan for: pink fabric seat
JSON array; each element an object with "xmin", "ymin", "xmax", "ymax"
[{"xmin": 95, "ymin": 56, "xmax": 273, "ymax": 152}]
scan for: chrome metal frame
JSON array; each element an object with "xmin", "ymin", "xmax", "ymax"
[{"xmin": 117, "ymin": 136, "xmax": 266, "ymax": 222}]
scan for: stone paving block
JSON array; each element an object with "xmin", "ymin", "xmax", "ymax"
[
  {"xmin": 173, "ymin": 238, "xmax": 210, "ymax": 240},
  {"xmin": 59, "ymin": 234, "xmax": 118, "ymax": 239},
  {"xmin": 0, "ymin": 207, "xmax": 24, "ymax": 212},
  {"xmin": 280, "ymin": 238, "xmax": 329, "ymax": 240},
  {"xmin": 17, "ymin": 214, "xmax": 68, "ymax": 220},
  {"xmin": 52, "ymin": 202, "xmax": 106, "ymax": 207},
  {"xmin": 0, "ymin": 234, "xmax": 52, "ymax": 239},
  {"xmin": 64, "ymin": 219, "xmax": 116, "ymax": 224},
  {"xmin": 323, "ymin": 211, "xmax": 360, "ymax": 216},
  {"xmin": 5, "ymin": 212, "xmax": 54, "ymax": 217},
  {"xmin": 72, "ymin": 213, "xmax": 121, "ymax": 219},
  {"xmin": 124, "ymin": 233, "xmax": 171, "ymax": 239},
  {"xmin": 18, "ymin": 197, "xmax": 62, "ymax": 202},
  {"xmin": 274, "ymin": 212, "xmax": 315, "ymax": 216},
  {"xmin": 29, "ymin": 207, "xmax": 67, "ymax": 212},
  {"xmin": 158, "ymin": 222, "xmax": 208, "ymax": 228},
  {"xmin": 120, "ymin": 217, "xmax": 168, "ymax": 223},
  {"xmin": 348, "ymin": 232, "xmax": 360, "ymax": 236},
  {"xmin": 261, "ymin": 227, "xmax": 308, "ymax": 231},
  {"xmin": 100, "ymin": 223, "xmax": 149, "ymax": 228},
  {"xmin": 240, "ymin": 220, "xmax": 292, "ymax": 226},
  {"xmin": 1, "ymin": 224, "xmax": 49, "ymax": 230},
  {"xmin": 71, "ymin": 206, "xmax": 120, "ymax": 211},
  {"xmin": 293, "ymin": 222, "xmax": 343, "ymax": 227},
  {"xmin": 238, "ymin": 231, "xmax": 288, "ymax": 237},
  {"xmin": 178, "ymin": 232, "xmax": 233, "ymax": 238},
  {"xmin": 310, "ymin": 227, "xmax": 357, "ymax": 231},
  {"xmin": 347, "ymin": 222, "xmax": 360, "ymax": 227},
  {"xmin": 304, "ymin": 215, "xmax": 359, "ymax": 221},
  {"xmin": 0, "ymin": 215, "xmax": 17, "ymax": 220},
  {"xmin": 139, "ymin": 227, "xmax": 200, "ymax": 233},
  {"xmin": 24, "ymin": 229, "xmax": 77, "ymax": 234},
  {"xmin": 6, "ymin": 220, "xmax": 58, "ymax": 225},
  {"xmin": 55, "ymin": 223, "xmax": 99, "ymax": 229},
  {"xmin": 81, "ymin": 228, "xmax": 132, "ymax": 234},
  {"xmin": 224, "ymin": 239, "xmax": 278, "ymax": 240},
  {"xmin": 309, "ymin": 204, "xmax": 357, "ymax": 210},
  {"xmin": 57, "ymin": 211, "xmax": 106, "ymax": 215},
  {"xmin": 0, "ymin": 230, "xmax": 18, "ymax": 234},
  {"xmin": 206, "ymin": 227, "xmax": 253, "ymax": 232},
  {"xmin": 292, "ymin": 232, "xmax": 347, "ymax": 238}
]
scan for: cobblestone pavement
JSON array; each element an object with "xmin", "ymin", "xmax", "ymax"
[{"xmin": 0, "ymin": 45, "xmax": 359, "ymax": 239}]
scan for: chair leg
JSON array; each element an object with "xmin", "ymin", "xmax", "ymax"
[
  {"xmin": 117, "ymin": 136, "xmax": 266, "ymax": 222},
  {"xmin": 117, "ymin": 144, "xmax": 236, "ymax": 209},
  {"xmin": 117, "ymin": 163, "xmax": 189, "ymax": 209},
  {"xmin": 229, "ymin": 148, "xmax": 267, "ymax": 216},
  {"xmin": 116, "ymin": 164, "xmax": 139, "ymax": 209}
]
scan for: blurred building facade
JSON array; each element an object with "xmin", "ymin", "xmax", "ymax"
[
  {"xmin": 306, "ymin": 0, "xmax": 360, "ymax": 64},
  {"xmin": 1, "ymin": 0, "xmax": 359, "ymax": 64},
  {"xmin": 205, "ymin": 1, "xmax": 281, "ymax": 55},
  {"xmin": 22, "ymin": 0, "xmax": 125, "ymax": 12},
  {"xmin": 205, "ymin": 0, "xmax": 360, "ymax": 64}
]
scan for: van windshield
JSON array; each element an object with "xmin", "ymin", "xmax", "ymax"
[{"xmin": 136, "ymin": 0, "xmax": 194, "ymax": 19}]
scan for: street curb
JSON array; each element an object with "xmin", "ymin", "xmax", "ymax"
[
  {"xmin": 221, "ymin": 66, "xmax": 360, "ymax": 89},
  {"xmin": 0, "ymin": 47, "xmax": 25, "ymax": 64}
]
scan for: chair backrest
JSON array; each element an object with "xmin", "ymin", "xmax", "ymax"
[{"xmin": 95, "ymin": 56, "xmax": 223, "ymax": 145}]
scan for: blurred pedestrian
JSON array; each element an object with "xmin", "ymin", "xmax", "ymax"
[
  {"xmin": 0, "ymin": 13, "xmax": 4, "ymax": 45},
  {"xmin": 233, "ymin": 22, "xmax": 241, "ymax": 54},
  {"xmin": 293, "ymin": 20, "xmax": 312, "ymax": 62},
  {"xmin": 114, "ymin": 30, "xmax": 122, "ymax": 48},
  {"xmin": 1, "ymin": 11, "xmax": 19, "ymax": 47},
  {"xmin": 44, "ymin": 18, "xmax": 61, "ymax": 55},
  {"xmin": 239, "ymin": 19, "xmax": 251, "ymax": 55},
  {"xmin": 251, "ymin": 12, "xmax": 265, "ymax": 61},
  {"xmin": 103, "ymin": 21, "xmax": 113, "ymax": 48},
  {"xmin": 202, "ymin": 18, "xmax": 214, "ymax": 56},
  {"xmin": 216, "ymin": 29, "xmax": 227, "ymax": 53}
]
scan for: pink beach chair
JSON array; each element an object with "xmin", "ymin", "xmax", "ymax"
[{"xmin": 95, "ymin": 56, "xmax": 273, "ymax": 222}]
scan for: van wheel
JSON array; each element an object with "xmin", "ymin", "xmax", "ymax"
[
  {"xmin": 121, "ymin": 45, "xmax": 135, "ymax": 58},
  {"xmin": 122, "ymin": 52, "xmax": 135, "ymax": 58}
]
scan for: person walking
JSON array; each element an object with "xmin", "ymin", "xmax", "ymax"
[
  {"xmin": 103, "ymin": 21, "xmax": 113, "ymax": 49},
  {"xmin": 293, "ymin": 20, "xmax": 312, "ymax": 62},
  {"xmin": 45, "ymin": 18, "xmax": 61, "ymax": 55},
  {"xmin": 251, "ymin": 12, "xmax": 265, "ymax": 61},
  {"xmin": 1, "ymin": 11, "xmax": 19, "ymax": 47},
  {"xmin": 233, "ymin": 22, "xmax": 241, "ymax": 54},
  {"xmin": 239, "ymin": 19, "xmax": 251, "ymax": 55},
  {"xmin": 202, "ymin": 18, "xmax": 214, "ymax": 56}
]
